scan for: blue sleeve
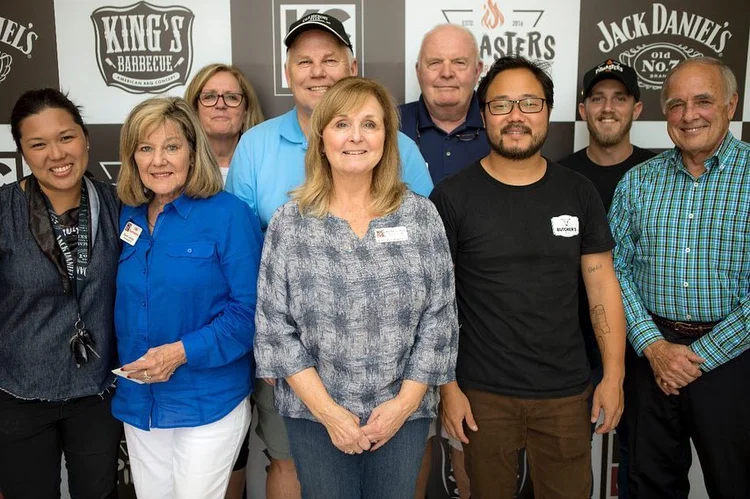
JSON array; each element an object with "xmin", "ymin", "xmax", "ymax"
[
  {"xmin": 397, "ymin": 132, "xmax": 433, "ymax": 197},
  {"xmin": 226, "ymin": 133, "xmax": 259, "ymax": 217},
  {"xmin": 181, "ymin": 200, "xmax": 263, "ymax": 369}
]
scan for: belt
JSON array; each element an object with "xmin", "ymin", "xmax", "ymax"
[{"xmin": 650, "ymin": 314, "xmax": 718, "ymax": 338}]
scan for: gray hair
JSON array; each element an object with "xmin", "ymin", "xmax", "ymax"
[
  {"xmin": 417, "ymin": 23, "xmax": 480, "ymax": 67},
  {"xmin": 661, "ymin": 57, "xmax": 738, "ymax": 113}
]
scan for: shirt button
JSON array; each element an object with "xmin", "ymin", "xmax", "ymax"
[
  {"xmin": 688, "ymin": 213, "xmax": 694, "ymax": 219},
  {"xmin": 446, "ymin": 151, "xmax": 451, "ymax": 157},
  {"xmin": 693, "ymin": 182, "xmax": 699, "ymax": 188},
  {"xmin": 141, "ymin": 301, "xmax": 146, "ymax": 307},
  {"xmin": 686, "ymin": 314, "xmax": 692, "ymax": 320},
  {"xmin": 685, "ymin": 247, "xmax": 690, "ymax": 253},
  {"xmin": 187, "ymin": 248, "xmax": 193, "ymax": 254},
  {"xmin": 683, "ymin": 281, "xmax": 689, "ymax": 288}
]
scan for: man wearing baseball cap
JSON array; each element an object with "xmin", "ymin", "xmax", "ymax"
[
  {"xmin": 225, "ymin": 12, "xmax": 432, "ymax": 499},
  {"xmin": 559, "ymin": 59, "xmax": 654, "ymax": 498}
]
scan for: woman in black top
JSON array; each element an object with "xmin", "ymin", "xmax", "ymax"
[{"xmin": 0, "ymin": 89, "xmax": 122, "ymax": 499}]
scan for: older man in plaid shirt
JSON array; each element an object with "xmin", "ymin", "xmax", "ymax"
[{"xmin": 610, "ymin": 57, "xmax": 750, "ymax": 498}]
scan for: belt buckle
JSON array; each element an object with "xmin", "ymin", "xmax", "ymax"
[{"xmin": 672, "ymin": 321, "xmax": 694, "ymax": 330}]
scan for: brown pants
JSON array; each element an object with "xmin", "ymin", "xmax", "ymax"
[{"xmin": 463, "ymin": 386, "xmax": 592, "ymax": 499}]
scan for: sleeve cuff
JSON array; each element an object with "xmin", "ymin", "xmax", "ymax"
[
  {"xmin": 181, "ymin": 329, "xmax": 209, "ymax": 369},
  {"xmin": 627, "ymin": 319, "xmax": 664, "ymax": 356},
  {"xmin": 690, "ymin": 335, "xmax": 725, "ymax": 372}
]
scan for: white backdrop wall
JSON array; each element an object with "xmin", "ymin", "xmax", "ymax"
[{"xmin": 2, "ymin": 1, "xmax": 748, "ymax": 497}]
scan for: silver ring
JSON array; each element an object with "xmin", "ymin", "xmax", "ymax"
[
  {"xmin": 143, "ymin": 370, "xmax": 152, "ymax": 381},
  {"xmin": 347, "ymin": 450, "xmax": 355, "ymax": 455}
]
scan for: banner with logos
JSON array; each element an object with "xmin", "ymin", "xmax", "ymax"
[{"xmin": 1, "ymin": 0, "xmax": 748, "ymax": 498}]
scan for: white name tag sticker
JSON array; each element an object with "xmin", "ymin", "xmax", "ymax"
[
  {"xmin": 375, "ymin": 227, "xmax": 409, "ymax": 243},
  {"xmin": 550, "ymin": 215, "xmax": 579, "ymax": 238},
  {"xmin": 120, "ymin": 221, "xmax": 143, "ymax": 246}
]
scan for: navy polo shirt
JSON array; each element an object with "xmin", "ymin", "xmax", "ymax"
[{"xmin": 399, "ymin": 93, "xmax": 489, "ymax": 184}]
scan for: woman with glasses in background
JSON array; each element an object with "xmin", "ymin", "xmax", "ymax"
[
  {"xmin": 185, "ymin": 64, "xmax": 264, "ymax": 185},
  {"xmin": 185, "ymin": 63, "xmax": 265, "ymax": 499}
]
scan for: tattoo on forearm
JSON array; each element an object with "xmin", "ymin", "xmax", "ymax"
[
  {"xmin": 587, "ymin": 263, "xmax": 603, "ymax": 273},
  {"xmin": 591, "ymin": 305, "xmax": 611, "ymax": 336}
]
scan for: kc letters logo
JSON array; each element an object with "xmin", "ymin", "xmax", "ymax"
[
  {"xmin": 91, "ymin": 2, "xmax": 195, "ymax": 94},
  {"xmin": 0, "ymin": 14, "xmax": 38, "ymax": 84}
]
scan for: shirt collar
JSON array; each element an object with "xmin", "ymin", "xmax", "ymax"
[
  {"xmin": 416, "ymin": 92, "xmax": 484, "ymax": 133},
  {"xmin": 163, "ymin": 194, "xmax": 194, "ymax": 220},
  {"xmin": 279, "ymin": 107, "xmax": 307, "ymax": 148},
  {"xmin": 666, "ymin": 131, "xmax": 737, "ymax": 173}
]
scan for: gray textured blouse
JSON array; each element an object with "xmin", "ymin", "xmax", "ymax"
[{"xmin": 254, "ymin": 191, "xmax": 458, "ymax": 421}]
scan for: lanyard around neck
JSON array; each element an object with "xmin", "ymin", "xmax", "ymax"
[{"xmin": 43, "ymin": 180, "xmax": 90, "ymax": 303}]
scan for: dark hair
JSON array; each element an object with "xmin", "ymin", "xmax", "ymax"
[
  {"xmin": 477, "ymin": 55, "xmax": 554, "ymax": 111},
  {"xmin": 10, "ymin": 88, "xmax": 89, "ymax": 152}
]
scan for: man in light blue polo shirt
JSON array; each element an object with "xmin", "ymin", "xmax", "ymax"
[
  {"xmin": 227, "ymin": 16, "xmax": 432, "ymax": 231},
  {"xmin": 225, "ymin": 12, "xmax": 432, "ymax": 499}
]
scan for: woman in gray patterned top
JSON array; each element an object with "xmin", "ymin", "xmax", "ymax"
[{"xmin": 254, "ymin": 77, "xmax": 459, "ymax": 499}]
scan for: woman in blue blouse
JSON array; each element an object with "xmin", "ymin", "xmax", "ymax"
[{"xmin": 114, "ymin": 97, "xmax": 263, "ymax": 499}]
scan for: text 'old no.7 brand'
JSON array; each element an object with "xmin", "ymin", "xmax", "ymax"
[{"xmin": 91, "ymin": 1, "xmax": 194, "ymax": 94}]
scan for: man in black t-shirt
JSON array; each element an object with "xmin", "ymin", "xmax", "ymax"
[
  {"xmin": 558, "ymin": 60, "xmax": 655, "ymax": 499},
  {"xmin": 431, "ymin": 55, "xmax": 627, "ymax": 498}
]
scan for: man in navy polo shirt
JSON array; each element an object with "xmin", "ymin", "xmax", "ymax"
[{"xmin": 400, "ymin": 24, "xmax": 488, "ymax": 186}]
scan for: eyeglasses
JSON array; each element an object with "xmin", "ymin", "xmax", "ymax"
[
  {"xmin": 485, "ymin": 98, "xmax": 546, "ymax": 115},
  {"xmin": 198, "ymin": 92, "xmax": 245, "ymax": 108}
]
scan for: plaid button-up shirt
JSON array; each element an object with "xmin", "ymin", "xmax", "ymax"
[{"xmin": 610, "ymin": 132, "xmax": 750, "ymax": 371}]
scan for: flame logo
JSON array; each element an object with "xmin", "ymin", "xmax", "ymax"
[{"xmin": 481, "ymin": 0, "xmax": 504, "ymax": 30}]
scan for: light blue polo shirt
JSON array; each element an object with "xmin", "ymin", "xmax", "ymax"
[{"xmin": 226, "ymin": 107, "xmax": 434, "ymax": 230}]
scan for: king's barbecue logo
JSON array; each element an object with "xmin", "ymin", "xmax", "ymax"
[{"xmin": 91, "ymin": 1, "xmax": 194, "ymax": 94}]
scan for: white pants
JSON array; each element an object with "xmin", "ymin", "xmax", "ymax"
[{"xmin": 124, "ymin": 397, "xmax": 251, "ymax": 499}]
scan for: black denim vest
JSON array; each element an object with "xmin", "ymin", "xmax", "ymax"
[{"xmin": 0, "ymin": 178, "xmax": 121, "ymax": 401}]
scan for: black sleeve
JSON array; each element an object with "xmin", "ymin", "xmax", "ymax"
[
  {"xmin": 428, "ymin": 185, "xmax": 459, "ymax": 264},
  {"xmin": 580, "ymin": 179, "xmax": 615, "ymax": 255}
]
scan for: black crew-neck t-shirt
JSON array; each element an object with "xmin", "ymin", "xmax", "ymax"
[
  {"xmin": 558, "ymin": 146, "xmax": 656, "ymax": 212},
  {"xmin": 430, "ymin": 160, "xmax": 614, "ymax": 398},
  {"xmin": 558, "ymin": 146, "xmax": 655, "ymax": 368}
]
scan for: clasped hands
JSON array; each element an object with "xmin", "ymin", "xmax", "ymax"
[
  {"xmin": 320, "ymin": 397, "xmax": 412, "ymax": 455},
  {"xmin": 643, "ymin": 339, "xmax": 705, "ymax": 395}
]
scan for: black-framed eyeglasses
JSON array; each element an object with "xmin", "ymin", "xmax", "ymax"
[
  {"xmin": 485, "ymin": 98, "xmax": 546, "ymax": 115},
  {"xmin": 198, "ymin": 92, "xmax": 245, "ymax": 108}
]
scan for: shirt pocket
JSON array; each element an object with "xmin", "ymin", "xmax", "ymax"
[{"xmin": 165, "ymin": 241, "xmax": 220, "ymax": 292}]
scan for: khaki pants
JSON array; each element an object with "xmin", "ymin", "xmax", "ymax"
[{"xmin": 463, "ymin": 386, "xmax": 592, "ymax": 499}]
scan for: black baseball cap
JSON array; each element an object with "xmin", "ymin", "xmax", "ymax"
[
  {"xmin": 284, "ymin": 13, "xmax": 352, "ymax": 50},
  {"xmin": 582, "ymin": 59, "xmax": 640, "ymax": 102}
]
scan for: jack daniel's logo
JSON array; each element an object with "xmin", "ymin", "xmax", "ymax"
[
  {"xmin": 91, "ymin": 1, "xmax": 194, "ymax": 94},
  {"xmin": 595, "ymin": 3, "xmax": 732, "ymax": 90},
  {"xmin": 597, "ymin": 3, "xmax": 732, "ymax": 54},
  {"xmin": 0, "ymin": 15, "xmax": 39, "ymax": 84}
]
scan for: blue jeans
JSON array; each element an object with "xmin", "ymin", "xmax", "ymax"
[{"xmin": 285, "ymin": 416, "xmax": 430, "ymax": 499}]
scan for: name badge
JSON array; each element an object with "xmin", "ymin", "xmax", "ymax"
[
  {"xmin": 550, "ymin": 215, "xmax": 579, "ymax": 238},
  {"xmin": 120, "ymin": 221, "xmax": 143, "ymax": 246},
  {"xmin": 375, "ymin": 227, "xmax": 409, "ymax": 243}
]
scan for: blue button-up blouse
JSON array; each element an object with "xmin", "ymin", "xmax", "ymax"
[{"xmin": 112, "ymin": 191, "xmax": 262, "ymax": 430}]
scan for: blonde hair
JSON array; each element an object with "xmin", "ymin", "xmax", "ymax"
[
  {"xmin": 184, "ymin": 63, "xmax": 264, "ymax": 133},
  {"xmin": 117, "ymin": 97, "xmax": 223, "ymax": 206},
  {"xmin": 292, "ymin": 77, "xmax": 405, "ymax": 217}
]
